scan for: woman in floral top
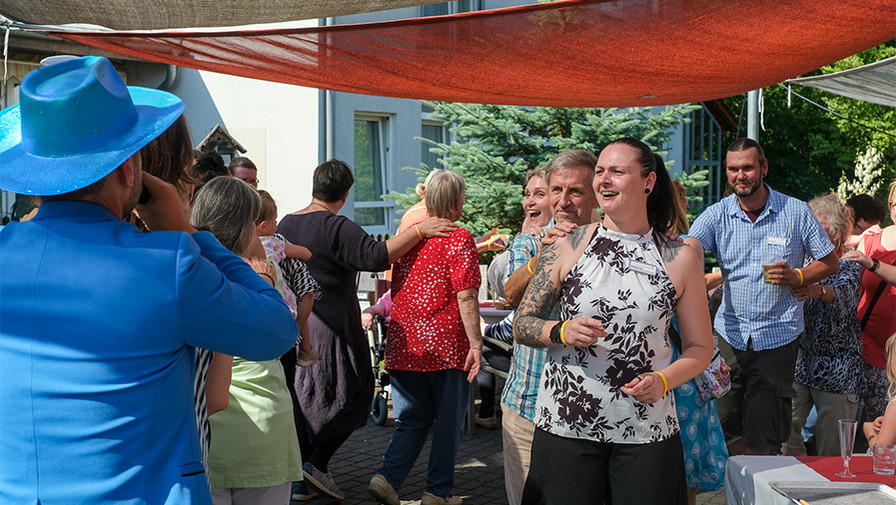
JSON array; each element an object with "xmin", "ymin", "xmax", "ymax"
[
  {"xmin": 368, "ymin": 169, "xmax": 483, "ymax": 505},
  {"xmin": 782, "ymin": 194, "xmax": 864, "ymax": 456},
  {"xmin": 515, "ymin": 138, "xmax": 713, "ymax": 505}
]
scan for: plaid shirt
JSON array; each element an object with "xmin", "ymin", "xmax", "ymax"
[
  {"xmin": 690, "ymin": 186, "xmax": 834, "ymax": 351},
  {"xmin": 499, "ymin": 232, "xmax": 548, "ymax": 421}
]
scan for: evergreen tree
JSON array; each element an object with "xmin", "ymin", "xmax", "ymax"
[{"xmin": 390, "ymin": 103, "xmax": 700, "ymax": 242}]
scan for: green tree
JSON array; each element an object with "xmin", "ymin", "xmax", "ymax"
[
  {"xmin": 723, "ymin": 42, "xmax": 896, "ymax": 202},
  {"xmin": 390, "ymin": 103, "xmax": 700, "ymax": 242}
]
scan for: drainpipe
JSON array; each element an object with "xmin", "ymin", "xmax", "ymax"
[
  {"xmin": 159, "ymin": 64, "xmax": 178, "ymax": 91},
  {"xmin": 746, "ymin": 89, "xmax": 759, "ymax": 141}
]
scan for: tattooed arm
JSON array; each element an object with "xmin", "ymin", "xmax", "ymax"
[{"xmin": 513, "ymin": 224, "xmax": 607, "ymax": 348}]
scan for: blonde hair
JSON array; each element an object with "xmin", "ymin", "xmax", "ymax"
[
  {"xmin": 889, "ymin": 180, "xmax": 896, "ymax": 208},
  {"xmin": 256, "ymin": 190, "xmax": 277, "ymax": 225},
  {"xmin": 808, "ymin": 194, "xmax": 853, "ymax": 251},
  {"xmin": 425, "ymin": 170, "xmax": 466, "ymax": 219},
  {"xmin": 887, "ymin": 333, "xmax": 896, "ymax": 400},
  {"xmin": 415, "ymin": 169, "xmax": 441, "ymax": 198}
]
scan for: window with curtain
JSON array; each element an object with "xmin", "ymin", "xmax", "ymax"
[{"xmin": 353, "ymin": 116, "xmax": 391, "ymax": 229}]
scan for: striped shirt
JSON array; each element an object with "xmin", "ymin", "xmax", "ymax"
[
  {"xmin": 690, "ymin": 186, "xmax": 834, "ymax": 351},
  {"xmin": 499, "ymin": 232, "xmax": 548, "ymax": 421}
]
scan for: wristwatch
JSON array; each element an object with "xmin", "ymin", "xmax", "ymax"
[{"xmin": 870, "ymin": 258, "xmax": 880, "ymax": 273}]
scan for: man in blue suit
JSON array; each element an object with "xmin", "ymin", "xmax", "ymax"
[{"xmin": 0, "ymin": 57, "xmax": 299, "ymax": 504}]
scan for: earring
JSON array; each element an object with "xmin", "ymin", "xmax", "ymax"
[{"xmin": 644, "ymin": 188, "xmax": 651, "ymax": 194}]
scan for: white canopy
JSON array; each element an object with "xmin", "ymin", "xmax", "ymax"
[{"xmin": 786, "ymin": 56, "xmax": 896, "ymax": 108}]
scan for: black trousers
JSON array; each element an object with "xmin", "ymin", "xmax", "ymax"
[{"xmin": 521, "ymin": 428, "xmax": 686, "ymax": 505}]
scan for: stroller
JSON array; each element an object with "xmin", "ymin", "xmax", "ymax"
[{"xmin": 366, "ymin": 314, "xmax": 391, "ymax": 426}]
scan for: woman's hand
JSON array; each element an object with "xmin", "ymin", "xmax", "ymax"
[
  {"xmin": 463, "ymin": 346, "xmax": 482, "ymax": 383},
  {"xmin": 416, "ymin": 217, "xmax": 457, "ymax": 238},
  {"xmin": 361, "ymin": 312, "xmax": 375, "ymax": 330},
  {"xmin": 620, "ymin": 372, "xmax": 667, "ymax": 404},
  {"xmin": 560, "ymin": 317, "xmax": 607, "ymax": 347},
  {"xmin": 792, "ymin": 283, "xmax": 822, "ymax": 301},
  {"xmin": 842, "ymin": 249, "xmax": 874, "ymax": 270},
  {"xmin": 540, "ymin": 222, "xmax": 577, "ymax": 247}
]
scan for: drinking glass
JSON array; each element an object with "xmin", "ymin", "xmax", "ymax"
[{"xmin": 835, "ymin": 418, "xmax": 857, "ymax": 478}]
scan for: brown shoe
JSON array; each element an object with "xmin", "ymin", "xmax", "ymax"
[{"xmin": 368, "ymin": 474, "xmax": 400, "ymax": 505}]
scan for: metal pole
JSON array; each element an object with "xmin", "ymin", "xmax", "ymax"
[{"xmin": 747, "ymin": 89, "xmax": 759, "ymax": 141}]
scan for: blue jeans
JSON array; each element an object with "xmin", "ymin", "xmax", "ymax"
[{"xmin": 378, "ymin": 368, "xmax": 469, "ymax": 497}]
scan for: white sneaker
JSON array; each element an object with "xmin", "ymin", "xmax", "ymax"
[
  {"xmin": 368, "ymin": 474, "xmax": 400, "ymax": 505},
  {"xmin": 421, "ymin": 491, "xmax": 463, "ymax": 505}
]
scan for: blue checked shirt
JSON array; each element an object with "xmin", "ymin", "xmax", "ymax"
[
  {"xmin": 499, "ymin": 231, "xmax": 549, "ymax": 421},
  {"xmin": 689, "ymin": 186, "xmax": 834, "ymax": 351}
]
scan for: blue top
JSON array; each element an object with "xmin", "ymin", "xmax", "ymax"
[
  {"xmin": 689, "ymin": 186, "xmax": 834, "ymax": 350},
  {"xmin": 0, "ymin": 201, "xmax": 298, "ymax": 504}
]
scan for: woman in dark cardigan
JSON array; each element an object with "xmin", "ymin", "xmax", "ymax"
[{"xmin": 277, "ymin": 160, "xmax": 455, "ymax": 501}]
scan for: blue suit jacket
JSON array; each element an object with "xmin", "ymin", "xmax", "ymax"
[{"xmin": 0, "ymin": 201, "xmax": 298, "ymax": 504}]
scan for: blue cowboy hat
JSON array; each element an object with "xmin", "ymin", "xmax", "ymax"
[{"xmin": 0, "ymin": 56, "xmax": 185, "ymax": 195}]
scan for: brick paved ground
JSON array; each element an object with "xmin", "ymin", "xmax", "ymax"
[{"xmin": 291, "ymin": 396, "xmax": 727, "ymax": 505}]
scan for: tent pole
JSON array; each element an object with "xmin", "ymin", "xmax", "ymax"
[{"xmin": 747, "ymin": 89, "xmax": 760, "ymax": 141}]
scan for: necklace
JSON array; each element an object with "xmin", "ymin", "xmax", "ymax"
[{"xmin": 310, "ymin": 201, "xmax": 331, "ymax": 212}]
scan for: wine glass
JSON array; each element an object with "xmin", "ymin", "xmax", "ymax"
[{"xmin": 835, "ymin": 418, "xmax": 857, "ymax": 478}]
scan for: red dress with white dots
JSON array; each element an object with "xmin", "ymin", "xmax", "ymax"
[{"xmin": 386, "ymin": 227, "xmax": 481, "ymax": 372}]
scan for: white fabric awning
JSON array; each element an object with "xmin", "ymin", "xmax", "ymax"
[
  {"xmin": 1, "ymin": 0, "xmax": 443, "ymax": 30},
  {"xmin": 786, "ymin": 56, "xmax": 896, "ymax": 108}
]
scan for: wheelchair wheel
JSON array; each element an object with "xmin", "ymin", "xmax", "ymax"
[{"xmin": 371, "ymin": 392, "xmax": 388, "ymax": 426}]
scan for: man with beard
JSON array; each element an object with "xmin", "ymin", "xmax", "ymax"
[
  {"xmin": 689, "ymin": 138, "xmax": 838, "ymax": 455},
  {"xmin": 0, "ymin": 56, "xmax": 297, "ymax": 503}
]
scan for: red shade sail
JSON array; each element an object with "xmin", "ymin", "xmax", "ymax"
[{"xmin": 52, "ymin": 0, "xmax": 896, "ymax": 107}]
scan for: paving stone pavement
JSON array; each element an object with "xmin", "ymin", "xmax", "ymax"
[{"xmin": 291, "ymin": 399, "xmax": 728, "ymax": 505}]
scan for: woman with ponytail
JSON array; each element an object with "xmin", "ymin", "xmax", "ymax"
[{"xmin": 515, "ymin": 138, "xmax": 713, "ymax": 505}]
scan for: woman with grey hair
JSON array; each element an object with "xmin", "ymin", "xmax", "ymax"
[
  {"xmin": 191, "ymin": 176, "xmax": 302, "ymax": 505},
  {"xmin": 368, "ymin": 169, "xmax": 483, "ymax": 505},
  {"xmin": 782, "ymin": 193, "xmax": 864, "ymax": 457}
]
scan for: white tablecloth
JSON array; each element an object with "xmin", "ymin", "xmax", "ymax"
[{"xmin": 725, "ymin": 455, "xmax": 827, "ymax": 505}]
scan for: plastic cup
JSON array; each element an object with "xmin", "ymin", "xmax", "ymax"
[
  {"xmin": 761, "ymin": 250, "xmax": 783, "ymax": 283},
  {"xmin": 873, "ymin": 443, "xmax": 896, "ymax": 475}
]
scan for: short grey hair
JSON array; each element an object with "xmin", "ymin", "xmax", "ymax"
[
  {"xmin": 544, "ymin": 149, "xmax": 597, "ymax": 185},
  {"xmin": 808, "ymin": 193, "xmax": 852, "ymax": 251},
  {"xmin": 190, "ymin": 176, "xmax": 261, "ymax": 255},
  {"xmin": 425, "ymin": 169, "xmax": 466, "ymax": 219}
]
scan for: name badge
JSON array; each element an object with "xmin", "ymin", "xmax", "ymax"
[
  {"xmin": 767, "ymin": 236, "xmax": 786, "ymax": 246},
  {"xmin": 629, "ymin": 260, "xmax": 657, "ymax": 276}
]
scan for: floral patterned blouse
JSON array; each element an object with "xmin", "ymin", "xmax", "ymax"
[
  {"xmin": 386, "ymin": 228, "xmax": 481, "ymax": 372},
  {"xmin": 534, "ymin": 224, "xmax": 679, "ymax": 443},
  {"xmin": 793, "ymin": 258, "xmax": 864, "ymax": 395}
]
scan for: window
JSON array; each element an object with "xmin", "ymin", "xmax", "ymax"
[
  {"xmin": 353, "ymin": 115, "xmax": 392, "ymax": 229},
  {"xmin": 421, "ymin": 0, "xmax": 481, "ymax": 16},
  {"xmin": 421, "ymin": 121, "xmax": 448, "ymax": 170},
  {"xmin": 683, "ymin": 105, "xmax": 725, "ymax": 212}
]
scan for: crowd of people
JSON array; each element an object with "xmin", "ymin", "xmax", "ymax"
[{"xmin": 1, "ymin": 56, "xmax": 895, "ymax": 505}]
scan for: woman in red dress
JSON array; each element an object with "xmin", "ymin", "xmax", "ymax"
[{"xmin": 368, "ymin": 169, "xmax": 483, "ymax": 505}]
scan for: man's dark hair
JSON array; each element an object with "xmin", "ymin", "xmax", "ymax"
[
  {"xmin": 727, "ymin": 137, "xmax": 767, "ymax": 164},
  {"xmin": 228, "ymin": 157, "xmax": 257, "ymax": 173},
  {"xmin": 846, "ymin": 193, "xmax": 887, "ymax": 226},
  {"xmin": 190, "ymin": 152, "xmax": 228, "ymax": 186},
  {"xmin": 312, "ymin": 159, "xmax": 354, "ymax": 203}
]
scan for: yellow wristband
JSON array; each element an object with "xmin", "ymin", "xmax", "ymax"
[
  {"xmin": 527, "ymin": 257, "xmax": 535, "ymax": 275},
  {"xmin": 794, "ymin": 267, "xmax": 804, "ymax": 287},
  {"xmin": 414, "ymin": 224, "xmax": 423, "ymax": 240},
  {"xmin": 559, "ymin": 320, "xmax": 570, "ymax": 346},
  {"xmin": 653, "ymin": 371, "xmax": 669, "ymax": 397}
]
